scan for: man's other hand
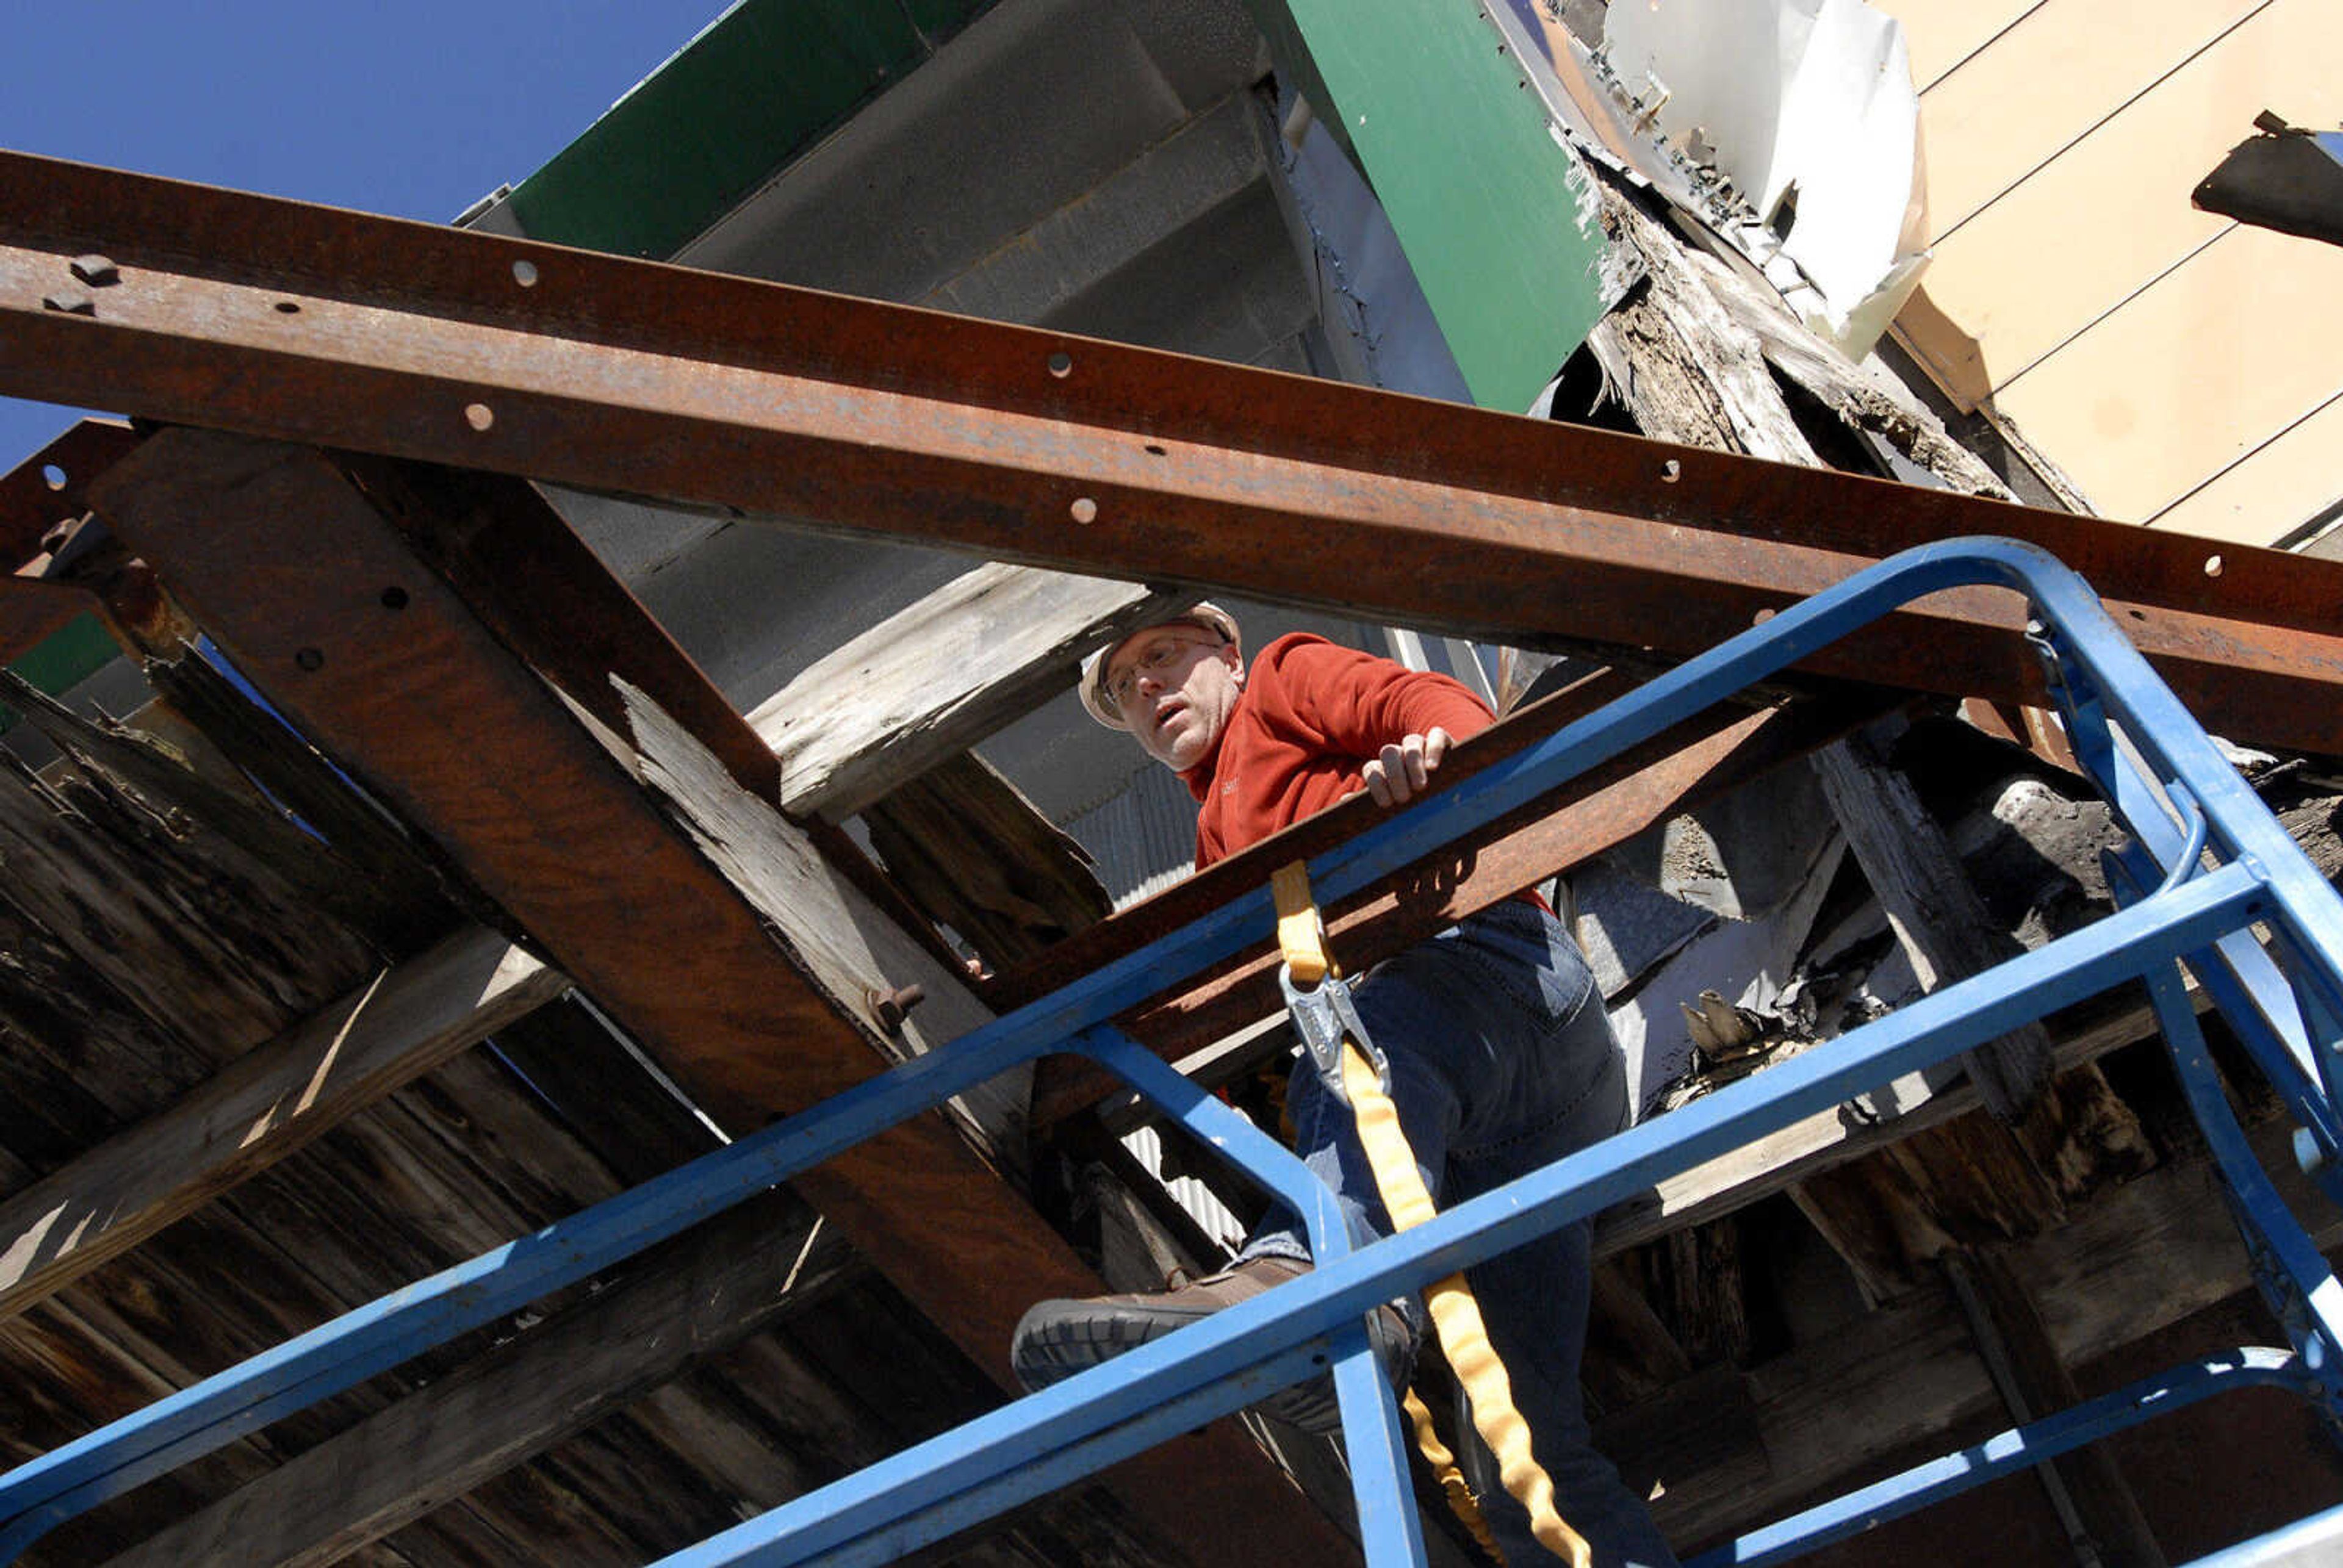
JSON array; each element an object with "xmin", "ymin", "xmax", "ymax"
[{"xmin": 1362, "ymin": 727, "xmax": 1452, "ymax": 808}]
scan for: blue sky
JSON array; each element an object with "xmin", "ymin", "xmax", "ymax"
[{"xmin": 0, "ymin": 1, "xmax": 728, "ymax": 470}]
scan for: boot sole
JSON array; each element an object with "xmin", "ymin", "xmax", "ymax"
[{"xmin": 1010, "ymin": 1299, "xmax": 1407, "ymax": 1437}]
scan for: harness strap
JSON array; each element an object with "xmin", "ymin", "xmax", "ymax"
[
  {"xmin": 1403, "ymin": 1387, "xmax": 1504, "ymax": 1564},
  {"xmin": 1272, "ymin": 861, "xmax": 1591, "ymax": 1568}
]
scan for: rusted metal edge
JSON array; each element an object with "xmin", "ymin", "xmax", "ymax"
[
  {"xmin": 1, "ymin": 420, "xmax": 144, "ymax": 664},
  {"xmin": 4, "ymin": 153, "xmax": 2342, "ymax": 752},
  {"xmin": 0, "ymin": 417, "xmax": 140, "ymax": 566}
]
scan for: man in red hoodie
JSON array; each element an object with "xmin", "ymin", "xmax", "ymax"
[{"xmin": 1012, "ymin": 608, "xmax": 1677, "ymax": 1568}]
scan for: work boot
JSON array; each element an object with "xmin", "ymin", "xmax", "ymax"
[{"xmin": 1010, "ymin": 1255, "xmax": 1416, "ymax": 1435}]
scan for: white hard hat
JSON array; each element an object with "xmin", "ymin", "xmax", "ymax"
[{"xmin": 1078, "ymin": 603, "xmax": 1241, "ymax": 729}]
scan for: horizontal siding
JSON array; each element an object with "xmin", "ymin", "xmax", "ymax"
[
  {"xmin": 1992, "ymin": 224, "xmax": 2343, "ymax": 522},
  {"xmin": 1910, "ymin": 0, "xmax": 2332, "ymax": 392},
  {"xmin": 2148, "ymin": 392, "xmax": 2343, "ymax": 544},
  {"xmin": 1912, "ymin": 0, "xmax": 2264, "ymax": 232},
  {"xmin": 1881, "ymin": 0, "xmax": 2042, "ymax": 91},
  {"xmin": 1888, "ymin": 0, "xmax": 2341, "ymax": 543}
]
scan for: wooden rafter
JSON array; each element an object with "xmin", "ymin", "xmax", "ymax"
[
  {"xmin": 0, "ymin": 926, "xmax": 561, "ymax": 1324},
  {"xmin": 88, "ymin": 427, "xmax": 1353, "ymax": 1568}
]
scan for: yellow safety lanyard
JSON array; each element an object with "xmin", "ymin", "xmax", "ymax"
[{"xmin": 1270, "ymin": 861, "xmax": 1593, "ymax": 1568}]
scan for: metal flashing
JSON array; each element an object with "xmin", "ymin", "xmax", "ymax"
[{"xmin": 503, "ymin": 0, "xmax": 999, "ymax": 257}]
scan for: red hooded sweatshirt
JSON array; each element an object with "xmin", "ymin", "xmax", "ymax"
[{"xmin": 1179, "ymin": 633, "xmax": 1497, "ymax": 869}]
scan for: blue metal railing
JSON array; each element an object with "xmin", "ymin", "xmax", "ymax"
[{"xmin": 6, "ymin": 537, "xmax": 2342, "ymax": 1567}]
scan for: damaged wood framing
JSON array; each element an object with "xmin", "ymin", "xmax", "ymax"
[
  {"xmin": 10, "ymin": 145, "xmax": 2342, "ymax": 1566},
  {"xmin": 6, "ymin": 151, "xmax": 2343, "ymax": 755},
  {"xmin": 86, "ymin": 427, "xmax": 1353, "ymax": 1568},
  {"xmin": 100, "ymin": 1194, "xmax": 859, "ymax": 1568},
  {"xmin": 0, "ymin": 925, "xmax": 563, "ymax": 1323}
]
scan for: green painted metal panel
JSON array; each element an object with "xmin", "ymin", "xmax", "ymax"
[
  {"xmin": 507, "ymin": 0, "xmax": 997, "ymax": 259},
  {"xmin": 1251, "ymin": 0, "xmax": 1611, "ymax": 412},
  {"xmin": 1, "ymin": 613, "xmax": 114, "ymax": 735}
]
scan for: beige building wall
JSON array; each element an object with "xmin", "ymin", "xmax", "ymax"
[{"xmin": 1878, "ymin": 0, "xmax": 2343, "ymax": 545}]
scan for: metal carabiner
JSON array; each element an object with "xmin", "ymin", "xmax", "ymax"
[{"xmin": 1276, "ymin": 962, "xmax": 1392, "ymax": 1102}]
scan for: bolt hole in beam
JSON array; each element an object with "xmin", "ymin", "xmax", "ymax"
[
  {"xmin": 273, "ymin": 301, "xmax": 301, "ymax": 315},
  {"xmin": 40, "ymin": 464, "xmax": 65, "ymax": 491},
  {"xmin": 1144, "ymin": 444, "xmax": 1166, "ymax": 456},
  {"xmin": 380, "ymin": 586, "xmax": 409, "ymax": 610},
  {"xmin": 1661, "ymin": 459, "xmax": 1683, "ymax": 483},
  {"xmin": 1047, "ymin": 350, "xmax": 1073, "ymax": 378},
  {"xmin": 511, "ymin": 259, "xmax": 539, "ymax": 288},
  {"xmin": 2206, "ymin": 555, "xmax": 2225, "ymax": 578},
  {"xmin": 464, "ymin": 402, "xmax": 494, "ymax": 432},
  {"xmin": 1070, "ymin": 497, "xmax": 1098, "ymax": 525},
  {"xmin": 293, "ymin": 647, "xmax": 324, "ymax": 672}
]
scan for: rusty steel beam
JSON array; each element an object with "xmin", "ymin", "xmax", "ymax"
[
  {"xmin": 90, "ymin": 429, "xmax": 1355, "ymax": 1568},
  {"xmin": 0, "ymin": 419, "xmax": 139, "ymax": 566},
  {"xmin": 3, "ymin": 152, "xmax": 2342, "ymax": 751},
  {"xmin": 320, "ymin": 453, "xmax": 1047, "ymax": 1035},
  {"xmin": 0, "ymin": 421, "xmax": 169, "ymax": 666},
  {"xmin": 0, "ymin": 420, "xmax": 144, "ymax": 663}
]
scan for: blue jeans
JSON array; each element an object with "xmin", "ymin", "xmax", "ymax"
[{"xmin": 1240, "ymin": 901, "xmax": 1679, "ymax": 1568}]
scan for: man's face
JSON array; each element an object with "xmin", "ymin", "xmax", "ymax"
[{"xmin": 1105, "ymin": 625, "xmax": 1244, "ymax": 772}]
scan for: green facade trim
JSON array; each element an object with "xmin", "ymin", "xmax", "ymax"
[
  {"xmin": 1, "ymin": 613, "xmax": 114, "ymax": 736},
  {"xmin": 1250, "ymin": 0, "xmax": 1611, "ymax": 412},
  {"xmin": 506, "ymin": 0, "xmax": 998, "ymax": 257}
]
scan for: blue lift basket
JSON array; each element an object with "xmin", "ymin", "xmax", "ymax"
[{"xmin": 7, "ymin": 536, "xmax": 2343, "ymax": 1567}]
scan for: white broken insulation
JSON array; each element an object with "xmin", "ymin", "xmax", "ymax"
[{"xmin": 1486, "ymin": 0, "xmax": 1931, "ymax": 359}]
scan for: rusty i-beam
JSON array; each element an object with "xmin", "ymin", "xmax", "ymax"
[{"xmin": 4, "ymin": 149, "xmax": 2342, "ymax": 753}]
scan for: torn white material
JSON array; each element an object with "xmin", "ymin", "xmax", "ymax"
[
  {"xmin": 1593, "ymin": 0, "xmax": 1929, "ymax": 356},
  {"xmin": 1599, "ymin": 0, "xmax": 1926, "ymax": 349}
]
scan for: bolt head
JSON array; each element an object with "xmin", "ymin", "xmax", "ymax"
[
  {"xmin": 69, "ymin": 254, "xmax": 120, "ymax": 287},
  {"xmin": 41, "ymin": 289, "xmax": 95, "ymax": 316}
]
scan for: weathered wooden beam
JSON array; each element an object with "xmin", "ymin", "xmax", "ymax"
[
  {"xmin": 862, "ymin": 751, "xmax": 1112, "ymax": 973},
  {"xmin": 748, "ymin": 563, "xmax": 1191, "ymax": 821},
  {"xmin": 9, "ymin": 152, "xmax": 2343, "ymax": 752},
  {"xmin": 99, "ymin": 1193, "xmax": 857, "ymax": 1568},
  {"xmin": 1593, "ymin": 992, "xmax": 2168, "ymax": 1259},
  {"xmin": 0, "ymin": 924, "xmax": 561, "ymax": 1325},
  {"xmin": 1604, "ymin": 1112, "xmax": 2338, "ymax": 1547},
  {"xmin": 1945, "ymin": 1251, "xmax": 2168, "ymax": 1568},
  {"xmin": 610, "ymin": 676, "xmax": 1034, "ymax": 1176},
  {"xmin": 93, "ymin": 430, "xmax": 1351, "ymax": 1568},
  {"xmin": 1812, "ymin": 729, "xmax": 2057, "ymax": 1119}
]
